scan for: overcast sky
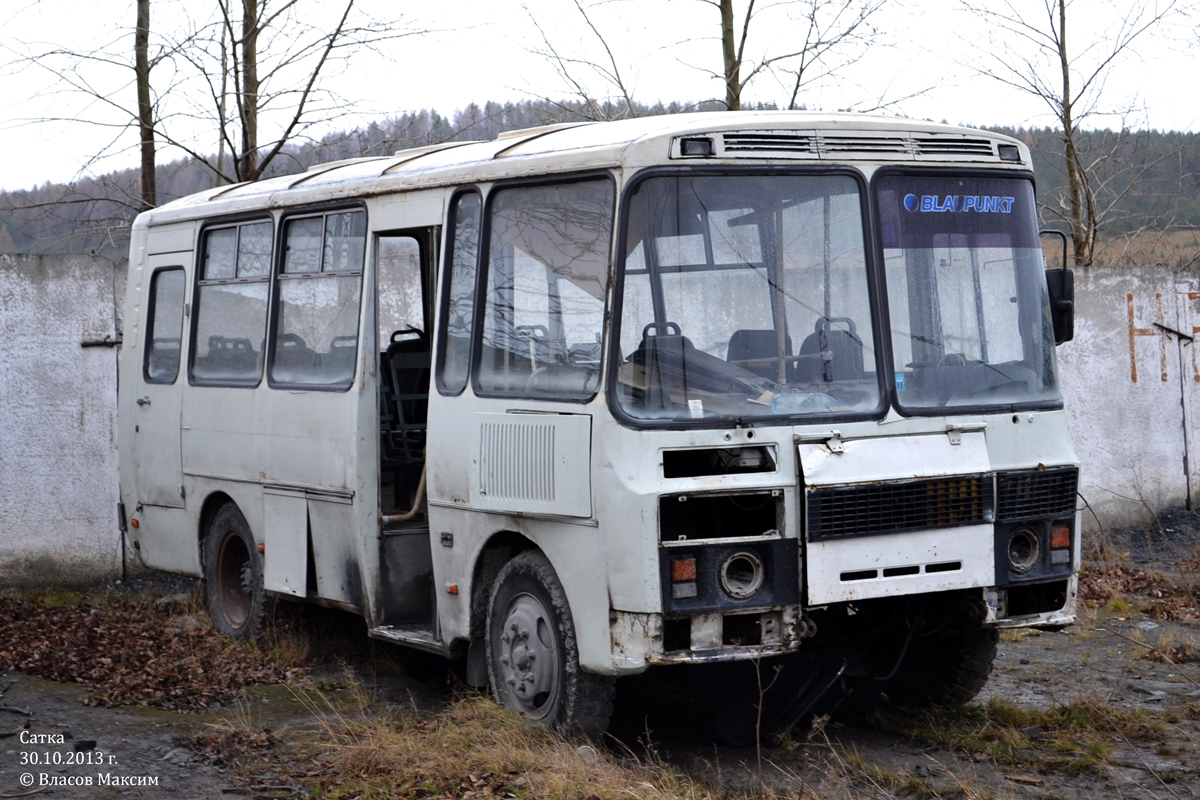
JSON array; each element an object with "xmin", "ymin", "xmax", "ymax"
[{"xmin": 1, "ymin": 0, "xmax": 1196, "ymax": 192}]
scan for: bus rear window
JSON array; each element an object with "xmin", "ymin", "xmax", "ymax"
[{"xmin": 144, "ymin": 267, "xmax": 185, "ymax": 384}]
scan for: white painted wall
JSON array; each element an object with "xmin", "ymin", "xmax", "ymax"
[
  {"xmin": 0, "ymin": 256, "xmax": 1192, "ymax": 585},
  {"xmin": 0, "ymin": 255, "xmax": 124, "ymax": 585},
  {"xmin": 1057, "ymin": 267, "xmax": 1200, "ymax": 532}
]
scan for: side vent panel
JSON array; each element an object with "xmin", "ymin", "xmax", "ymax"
[
  {"xmin": 470, "ymin": 412, "xmax": 593, "ymax": 518},
  {"xmin": 479, "ymin": 421, "xmax": 556, "ymax": 504}
]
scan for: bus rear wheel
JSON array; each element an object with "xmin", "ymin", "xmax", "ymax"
[
  {"xmin": 204, "ymin": 503, "xmax": 266, "ymax": 640},
  {"xmin": 486, "ymin": 550, "xmax": 613, "ymax": 737}
]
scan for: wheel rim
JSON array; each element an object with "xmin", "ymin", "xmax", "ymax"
[
  {"xmin": 216, "ymin": 533, "xmax": 252, "ymax": 629},
  {"xmin": 496, "ymin": 592, "xmax": 559, "ymax": 717}
]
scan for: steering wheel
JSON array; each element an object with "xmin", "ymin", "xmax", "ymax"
[
  {"xmin": 525, "ymin": 365, "xmax": 553, "ymax": 392},
  {"xmin": 938, "ymin": 352, "xmax": 968, "ymax": 367}
]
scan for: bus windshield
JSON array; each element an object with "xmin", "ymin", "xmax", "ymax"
[
  {"xmin": 877, "ymin": 175, "xmax": 1060, "ymax": 411},
  {"xmin": 613, "ymin": 173, "xmax": 881, "ymax": 424}
]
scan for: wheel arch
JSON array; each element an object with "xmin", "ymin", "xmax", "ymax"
[
  {"xmin": 468, "ymin": 530, "xmax": 536, "ymax": 641},
  {"xmin": 198, "ymin": 491, "xmax": 238, "ymax": 577}
]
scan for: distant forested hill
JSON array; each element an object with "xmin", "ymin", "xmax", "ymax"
[
  {"xmin": 1, "ymin": 99, "xmax": 1196, "ymax": 264},
  {"xmin": 996, "ymin": 126, "xmax": 1200, "ymax": 237}
]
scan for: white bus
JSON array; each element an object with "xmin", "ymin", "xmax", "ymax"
[{"xmin": 118, "ymin": 111, "xmax": 1079, "ymax": 737}]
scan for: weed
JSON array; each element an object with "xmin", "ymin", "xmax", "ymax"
[
  {"xmin": 1106, "ymin": 597, "xmax": 1133, "ymax": 613},
  {"xmin": 1135, "ymin": 629, "xmax": 1198, "ymax": 664},
  {"xmin": 899, "ymin": 774, "xmax": 941, "ymax": 797},
  {"xmin": 877, "ymin": 695, "xmax": 1164, "ymax": 777},
  {"xmin": 28, "ymin": 588, "xmax": 88, "ymax": 607},
  {"xmin": 212, "ymin": 679, "xmax": 749, "ymax": 800},
  {"xmin": 841, "ymin": 747, "xmax": 901, "ymax": 790}
]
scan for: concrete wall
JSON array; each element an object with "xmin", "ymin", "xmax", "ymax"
[
  {"xmin": 0, "ymin": 255, "xmax": 125, "ymax": 586},
  {"xmin": 1058, "ymin": 267, "xmax": 1200, "ymax": 532},
  {"xmin": 0, "ymin": 255, "xmax": 1194, "ymax": 584}
]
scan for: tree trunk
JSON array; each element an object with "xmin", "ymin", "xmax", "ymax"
[
  {"xmin": 720, "ymin": 0, "xmax": 740, "ymax": 111},
  {"xmin": 1057, "ymin": 0, "xmax": 1088, "ymax": 267},
  {"xmin": 239, "ymin": 0, "xmax": 260, "ymax": 181},
  {"xmin": 135, "ymin": 0, "xmax": 156, "ymax": 211},
  {"xmin": 216, "ymin": 21, "xmax": 228, "ymax": 186}
]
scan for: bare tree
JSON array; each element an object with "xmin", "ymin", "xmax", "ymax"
[
  {"xmin": 696, "ymin": 0, "xmax": 887, "ymax": 111},
  {"xmin": 959, "ymin": 0, "xmax": 1187, "ymax": 267},
  {"xmin": 0, "ymin": 2, "xmax": 193, "ymax": 250},
  {"xmin": 1, "ymin": 0, "xmax": 423, "ymax": 251},
  {"xmin": 135, "ymin": 0, "xmax": 156, "ymax": 211},
  {"xmin": 524, "ymin": 0, "xmax": 641, "ymax": 121},
  {"xmin": 172, "ymin": 0, "xmax": 424, "ymax": 184},
  {"xmin": 525, "ymin": 0, "xmax": 895, "ymax": 117},
  {"xmin": 6, "ymin": 1, "xmax": 423, "ymax": 188}
]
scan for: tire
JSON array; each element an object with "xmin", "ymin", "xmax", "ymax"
[
  {"xmin": 884, "ymin": 627, "xmax": 998, "ymax": 707},
  {"xmin": 204, "ymin": 503, "xmax": 266, "ymax": 640},
  {"xmin": 486, "ymin": 550, "xmax": 614, "ymax": 737}
]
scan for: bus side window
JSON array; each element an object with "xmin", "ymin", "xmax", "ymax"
[
  {"xmin": 377, "ymin": 235, "xmax": 426, "ymax": 342},
  {"xmin": 191, "ymin": 220, "xmax": 272, "ymax": 385},
  {"xmin": 436, "ymin": 191, "xmax": 481, "ymax": 395},
  {"xmin": 269, "ymin": 209, "xmax": 366, "ymax": 389},
  {"xmin": 475, "ymin": 178, "xmax": 613, "ymax": 398},
  {"xmin": 144, "ymin": 267, "xmax": 186, "ymax": 384}
]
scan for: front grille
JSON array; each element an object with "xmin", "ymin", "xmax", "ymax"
[
  {"xmin": 996, "ymin": 467, "xmax": 1078, "ymax": 522},
  {"xmin": 807, "ymin": 475, "xmax": 992, "ymax": 539}
]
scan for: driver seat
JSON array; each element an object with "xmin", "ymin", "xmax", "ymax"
[{"xmin": 798, "ymin": 318, "xmax": 864, "ymax": 382}]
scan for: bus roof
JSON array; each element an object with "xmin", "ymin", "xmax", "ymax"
[{"xmin": 139, "ymin": 111, "xmax": 1030, "ymax": 225}]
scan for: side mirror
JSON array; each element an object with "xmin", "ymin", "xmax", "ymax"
[
  {"xmin": 1040, "ymin": 229, "xmax": 1074, "ymax": 345},
  {"xmin": 1045, "ymin": 268, "xmax": 1074, "ymax": 344}
]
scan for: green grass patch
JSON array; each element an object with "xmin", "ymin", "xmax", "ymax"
[{"xmin": 877, "ymin": 697, "xmax": 1164, "ymax": 777}]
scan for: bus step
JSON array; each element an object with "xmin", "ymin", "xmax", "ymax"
[
  {"xmin": 381, "ymin": 518, "xmax": 430, "ymax": 535},
  {"xmin": 370, "ymin": 623, "xmax": 443, "ymax": 655}
]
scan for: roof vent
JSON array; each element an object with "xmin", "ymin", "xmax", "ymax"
[
  {"xmin": 722, "ymin": 131, "xmax": 816, "ymax": 155},
  {"xmin": 674, "ymin": 130, "xmax": 1011, "ymax": 163}
]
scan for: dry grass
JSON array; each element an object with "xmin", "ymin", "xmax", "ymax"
[
  {"xmin": 767, "ymin": 716, "xmax": 1012, "ymax": 800},
  {"xmin": 1088, "ymin": 229, "xmax": 1200, "ymax": 269},
  {"xmin": 197, "ymin": 675, "xmax": 1040, "ymax": 800},
  {"xmin": 877, "ymin": 695, "xmax": 1167, "ymax": 778},
  {"xmin": 203, "ymin": 683, "xmax": 751, "ymax": 800}
]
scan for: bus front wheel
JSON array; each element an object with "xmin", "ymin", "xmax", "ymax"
[
  {"xmin": 884, "ymin": 626, "xmax": 998, "ymax": 707},
  {"xmin": 204, "ymin": 503, "xmax": 266, "ymax": 640},
  {"xmin": 486, "ymin": 550, "xmax": 613, "ymax": 737}
]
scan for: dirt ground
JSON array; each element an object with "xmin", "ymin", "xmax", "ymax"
[{"xmin": 2, "ymin": 519, "xmax": 1198, "ymax": 800}]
